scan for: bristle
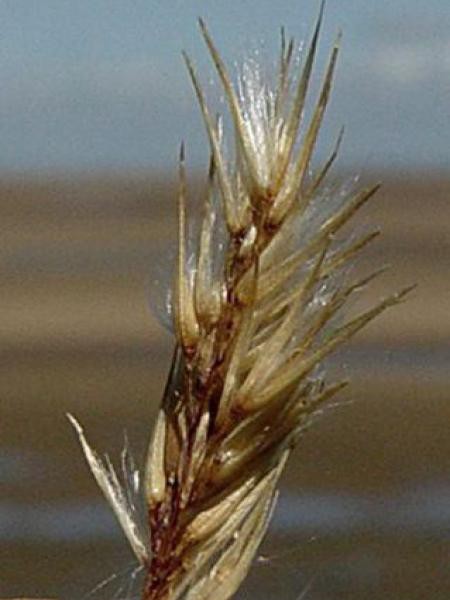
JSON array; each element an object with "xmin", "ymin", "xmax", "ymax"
[
  {"xmin": 322, "ymin": 229, "xmax": 380, "ymax": 276},
  {"xmin": 292, "ymin": 31, "xmax": 341, "ymax": 187},
  {"xmin": 307, "ymin": 125, "xmax": 345, "ymax": 196},
  {"xmin": 183, "ymin": 52, "xmax": 240, "ymax": 232},
  {"xmin": 274, "ymin": 28, "xmax": 294, "ymax": 123},
  {"xmin": 198, "ymin": 19, "xmax": 261, "ymax": 192},
  {"xmin": 276, "ymin": 0, "xmax": 325, "ymax": 186},
  {"xmin": 322, "ymin": 183, "xmax": 381, "ymax": 232},
  {"xmin": 257, "ymin": 241, "xmax": 329, "ymax": 331},
  {"xmin": 270, "ymin": 32, "xmax": 341, "ymax": 225}
]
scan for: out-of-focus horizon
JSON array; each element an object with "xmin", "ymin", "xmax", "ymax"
[{"xmin": 0, "ymin": 0, "xmax": 449, "ymax": 175}]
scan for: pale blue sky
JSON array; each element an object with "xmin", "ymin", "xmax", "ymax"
[{"xmin": 0, "ymin": 0, "xmax": 448, "ymax": 173}]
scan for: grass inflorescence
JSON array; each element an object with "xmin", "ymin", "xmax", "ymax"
[{"xmin": 70, "ymin": 5, "xmax": 412, "ymax": 600}]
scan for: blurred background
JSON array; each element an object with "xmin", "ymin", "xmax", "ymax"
[{"xmin": 1, "ymin": 1, "xmax": 449, "ymax": 599}]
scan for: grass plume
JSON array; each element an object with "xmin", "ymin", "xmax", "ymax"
[{"xmin": 70, "ymin": 7, "xmax": 413, "ymax": 600}]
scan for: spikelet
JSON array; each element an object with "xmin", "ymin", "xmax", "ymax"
[{"xmin": 70, "ymin": 7, "xmax": 413, "ymax": 600}]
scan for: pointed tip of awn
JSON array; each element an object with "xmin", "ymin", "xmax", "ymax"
[{"xmin": 67, "ymin": 411, "xmax": 82, "ymax": 434}]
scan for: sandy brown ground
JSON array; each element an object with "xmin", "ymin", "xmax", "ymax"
[{"xmin": 0, "ymin": 172, "xmax": 449, "ymax": 599}]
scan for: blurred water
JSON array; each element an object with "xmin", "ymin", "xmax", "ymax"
[
  {"xmin": 2, "ymin": 480, "xmax": 450, "ymax": 543},
  {"xmin": 1, "ymin": 174, "xmax": 449, "ymax": 599}
]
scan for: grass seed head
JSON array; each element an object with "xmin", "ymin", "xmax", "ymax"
[
  {"xmin": 70, "ymin": 8, "xmax": 412, "ymax": 600},
  {"xmin": 140, "ymin": 12, "xmax": 412, "ymax": 600}
]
